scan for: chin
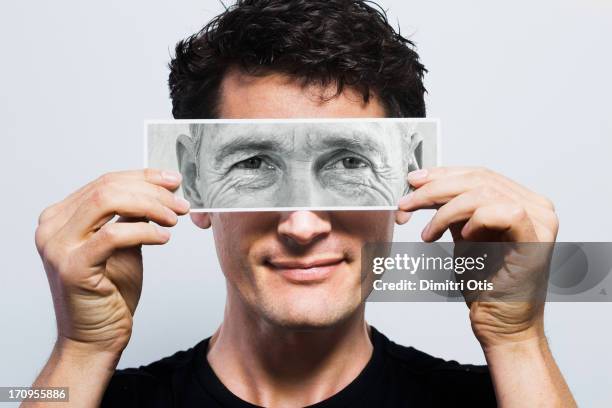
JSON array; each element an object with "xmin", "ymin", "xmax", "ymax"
[{"xmin": 255, "ymin": 288, "xmax": 363, "ymax": 331}]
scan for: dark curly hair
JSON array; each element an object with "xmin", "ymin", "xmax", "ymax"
[{"xmin": 168, "ymin": 0, "xmax": 427, "ymax": 118}]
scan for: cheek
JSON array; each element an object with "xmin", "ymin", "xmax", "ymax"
[
  {"xmin": 334, "ymin": 211, "xmax": 395, "ymax": 243},
  {"xmin": 211, "ymin": 213, "xmax": 277, "ymax": 272}
]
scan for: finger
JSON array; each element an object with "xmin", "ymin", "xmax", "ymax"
[
  {"xmin": 38, "ymin": 169, "xmax": 183, "ymax": 226},
  {"xmin": 434, "ymin": 203, "xmax": 556, "ymax": 243},
  {"xmin": 407, "ymin": 167, "xmax": 554, "ymax": 210},
  {"xmin": 61, "ymin": 182, "xmax": 188, "ymax": 239},
  {"xmin": 190, "ymin": 213, "xmax": 212, "ymax": 229},
  {"xmin": 40, "ymin": 179, "xmax": 188, "ymax": 250},
  {"xmin": 36, "ymin": 169, "xmax": 183, "ymax": 248},
  {"xmin": 531, "ymin": 217, "xmax": 558, "ymax": 242},
  {"xmin": 395, "ymin": 210, "xmax": 413, "ymax": 225},
  {"xmin": 422, "ymin": 187, "xmax": 514, "ymax": 242},
  {"xmin": 80, "ymin": 222, "xmax": 171, "ymax": 265},
  {"xmin": 521, "ymin": 204, "xmax": 559, "ymax": 242},
  {"xmin": 399, "ymin": 174, "xmax": 494, "ymax": 212},
  {"xmin": 422, "ymin": 191, "xmax": 557, "ymax": 242},
  {"xmin": 406, "ymin": 166, "xmax": 475, "ymax": 188},
  {"xmin": 401, "ymin": 168, "xmax": 556, "ymax": 214},
  {"xmin": 460, "ymin": 204, "xmax": 538, "ymax": 242}
]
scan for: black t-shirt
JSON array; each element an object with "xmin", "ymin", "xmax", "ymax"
[{"xmin": 102, "ymin": 326, "xmax": 496, "ymax": 407}]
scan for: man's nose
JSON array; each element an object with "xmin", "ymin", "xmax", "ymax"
[
  {"xmin": 277, "ymin": 211, "xmax": 331, "ymax": 246},
  {"xmin": 281, "ymin": 165, "xmax": 317, "ymax": 207}
]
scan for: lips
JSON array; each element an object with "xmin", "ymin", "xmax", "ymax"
[{"xmin": 266, "ymin": 255, "xmax": 345, "ymax": 283}]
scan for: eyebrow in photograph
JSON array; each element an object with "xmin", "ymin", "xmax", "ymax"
[
  {"xmin": 309, "ymin": 131, "xmax": 389, "ymax": 159},
  {"xmin": 213, "ymin": 134, "xmax": 291, "ymax": 167}
]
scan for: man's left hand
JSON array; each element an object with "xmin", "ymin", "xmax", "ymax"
[{"xmin": 396, "ymin": 166, "xmax": 559, "ymax": 348}]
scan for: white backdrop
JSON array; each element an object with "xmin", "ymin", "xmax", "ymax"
[{"xmin": 1, "ymin": 1, "xmax": 610, "ymax": 406}]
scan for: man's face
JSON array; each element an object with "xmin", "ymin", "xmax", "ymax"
[
  {"xmin": 198, "ymin": 69, "xmax": 396, "ymax": 329},
  {"xmin": 195, "ymin": 122, "xmax": 409, "ymax": 209}
]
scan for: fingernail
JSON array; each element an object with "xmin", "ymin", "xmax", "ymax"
[
  {"xmin": 156, "ymin": 225, "xmax": 171, "ymax": 240},
  {"xmin": 162, "ymin": 171, "xmax": 182, "ymax": 183},
  {"xmin": 407, "ymin": 169, "xmax": 428, "ymax": 182},
  {"xmin": 175, "ymin": 196, "xmax": 191, "ymax": 211},
  {"xmin": 399, "ymin": 192, "xmax": 415, "ymax": 208}
]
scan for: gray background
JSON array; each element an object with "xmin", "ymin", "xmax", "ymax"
[{"xmin": 1, "ymin": 0, "xmax": 610, "ymax": 406}]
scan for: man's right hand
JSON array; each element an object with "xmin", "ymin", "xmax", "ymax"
[{"xmin": 35, "ymin": 169, "xmax": 190, "ymax": 357}]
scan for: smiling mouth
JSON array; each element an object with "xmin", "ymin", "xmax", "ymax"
[{"xmin": 266, "ymin": 256, "xmax": 346, "ymax": 283}]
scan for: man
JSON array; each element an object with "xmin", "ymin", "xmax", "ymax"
[{"xmin": 29, "ymin": 0, "xmax": 575, "ymax": 406}]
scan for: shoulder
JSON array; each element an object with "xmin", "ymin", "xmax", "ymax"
[
  {"xmin": 101, "ymin": 339, "xmax": 208, "ymax": 407},
  {"xmin": 372, "ymin": 327, "xmax": 497, "ymax": 406}
]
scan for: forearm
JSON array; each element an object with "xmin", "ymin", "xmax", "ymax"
[
  {"xmin": 483, "ymin": 336, "xmax": 576, "ymax": 407},
  {"xmin": 22, "ymin": 338, "xmax": 120, "ymax": 408}
]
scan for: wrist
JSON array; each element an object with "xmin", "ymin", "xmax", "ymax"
[
  {"xmin": 27, "ymin": 337, "xmax": 122, "ymax": 407},
  {"xmin": 482, "ymin": 331, "xmax": 549, "ymax": 359},
  {"xmin": 476, "ymin": 321, "xmax": 546, "ymax": 351},
  {"xmin": 53, "ymin": 337, "xmax": 122, "ymax": 373},
  {"xmin": 470, "ymin": 301, "xmax": 546, "ymax": 349}
]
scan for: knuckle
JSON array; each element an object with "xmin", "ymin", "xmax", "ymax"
[
  {"xmin": 542, "ymin": 196, "xmax": 556, "ymax": 211},
  {"xmin": 507, "ymin": 205, "xmax": 527, "ymax": 221},
  {"xmin": 98, "ymin": 224, "xmax": 119, "ymax": 244},
  {"xmin": 90, "ymin": 189, "xmax": 105, "ymax": 207},
  {"xmin": 140, "ymin": 204, "xmax": 156, "ymax": 223},
  {"xmin": 414, "ymin": 184, "xmax": 433, "ymax": 201},
  {"xmin": 549, "ymin": 212, "xmax": 560, "ymax": 231},
  {"xmin": 471, "ymin": 166, "xmax": 495, "ymax": 181},
  {"xmin": 34, "ymin": 225, "xmax": 50, "ymax": 252},
  {"xmin": 156, "ymin": 204, "xmax": 177, "ymax": 224},
  {"xmin": 472, "ymin": 206, "xmax": 487, "ymax": 220},
  {"xmin": 42, "ymin": 242, "xmax": 68, "ymax": 271},
  {"xmin": 97, "ymin": 171, "xmax": 124, "ymax": 187},
  {"xmin": 89, "ymin": 185, "xmax": 114, "ymax": 208},
  {"xmin": 475, "ymin": 186, "xmax": 498, "ymax": 202},
  {"xmin": 144, "ymin": 223, "xmax": 160, "ymax": 239},
  {"xmin": 38, "ymin": 206, "xmax": 55, "ymax": 225},
  {"xmin": 55, "ymin": 255, "xmax": 72, "ymax": 278},
  {"xmin": 154, "ymin": 184, "xmax": 171, "ymax": 203},
  {"xmin": 97, "ymin": 173, "xmax": 114, "ymax": 186}
]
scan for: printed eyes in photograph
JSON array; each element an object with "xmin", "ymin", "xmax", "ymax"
[
  {"xmin": 205, "ymin": 133, "xmax": 400, "ymax": 208},
  {"xmin": 185, "ymin": 124, "xmax": 416, "ymax": 209},
  {"xmin": 148, "ymin": 120, "xmax": 436, "ymax": 210}
]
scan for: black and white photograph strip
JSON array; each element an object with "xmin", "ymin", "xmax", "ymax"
[{"xmin": 146, "ymin": 119, "xmax": 439, "ymax": 211}]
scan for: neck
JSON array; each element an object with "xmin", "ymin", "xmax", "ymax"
[{"xmin": 206, "ymin": 289, "xmax": 372, "ymax": 407}]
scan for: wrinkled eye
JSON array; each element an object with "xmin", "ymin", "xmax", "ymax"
[
  {"xmin": 231, "ymin": 156, "xmax": 277, "ymax": 172},
  {"xmin": 234, "ymin": 157, "xmax": 264, "ymax": 170},
  {"xmin": 341, "ymin": 157, "xmax": 368, "ymax": 169},
  {"xmin": 326, "ymin": 155, "xmax": 370, "ymax": 170}
]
